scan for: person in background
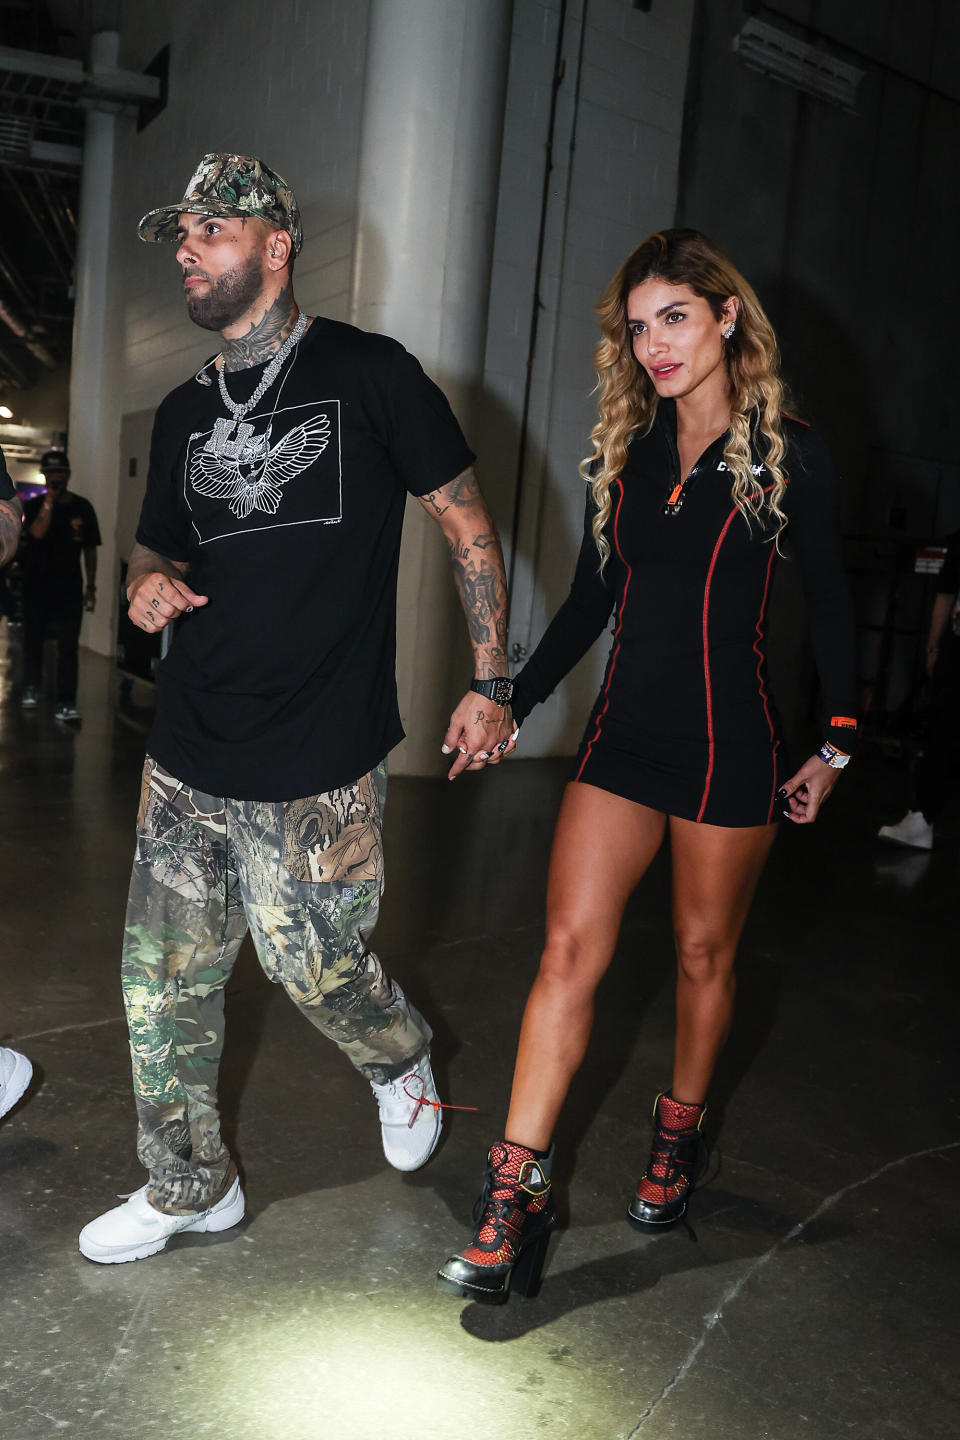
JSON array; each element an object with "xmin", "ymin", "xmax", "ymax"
[
  {"xmin": 20, "ymin": 448, "xmax": 101, "ymax": 721},
  {"xmin": 878, "ymin": 532, "xmax": 960, "ymax": 850},
  {"xmin": 437, "ymin": 228, "xmax": 858, "ymax": 1306},
  {"xmin": 0, "ymin": 440, "xmax": 33, "ymax": 1118}
]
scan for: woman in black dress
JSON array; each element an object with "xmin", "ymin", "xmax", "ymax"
[{"xmin": 437, "ymin": 228, "xmax": 859, "ymax": 1305}]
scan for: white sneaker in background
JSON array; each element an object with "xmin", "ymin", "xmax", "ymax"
[
  {"xmin": 0, "ymin": 1047, "xmax": 33, "ymax": 1120},
  {"xmin": 877, "ymin": 810, "xmax": 934, "ymax": 850}
]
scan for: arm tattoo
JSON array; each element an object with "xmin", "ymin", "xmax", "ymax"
[
  {"xmin": 222, "ymin": 287, "xmax": 297, "ymax": 371},
  {"xmin": 444, "ymin": 468, "xmax": 481, "ymax": 508},
  {"xmin": 452, "ymin": 551, "xmax": 508, "ymax": 663},
  {"xmin": 422, "ymin": 491, "xmax": 449, "ymax": 517},
  {"xmin": 418, "ymin": 468, "xmax": 510, "ymax": 675},
  {"xmin": 0, "ymin": 496, "xmax": 21, "ymax": 567}
]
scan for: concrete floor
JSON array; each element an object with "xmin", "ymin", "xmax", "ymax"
[{"xmin": 0, "ymin": 633, "xmax": 956, "ymax": 1440}]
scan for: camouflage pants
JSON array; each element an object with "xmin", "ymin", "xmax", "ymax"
[{"xmin": 121, "ymin": 756, "xmax": 431, "ymax": 1214}]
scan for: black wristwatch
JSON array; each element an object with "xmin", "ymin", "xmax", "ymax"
[{"xmin": 470, "ymin": 676, "xmax": 515, "ymax": 708}]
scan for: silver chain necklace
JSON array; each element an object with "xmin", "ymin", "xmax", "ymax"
[{"xmin": 206, "ymin": 310, "xmax": 308, "ymax": 460}]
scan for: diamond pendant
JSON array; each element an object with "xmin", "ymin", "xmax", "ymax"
[{"xmin": 204, "ymin": 418, "xmax": 256, "ymax": 461}]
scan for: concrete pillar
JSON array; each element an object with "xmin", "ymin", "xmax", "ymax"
[
  {"xmin": 351, "ymin": 0, "xmax": 513, "ymax": 774},
  {"xmin": 68, "ymin": 29, "xmax": 122, "ymax": 659}
]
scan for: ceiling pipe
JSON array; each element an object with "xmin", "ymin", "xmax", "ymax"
[
  {"xmin": 0, "ymin": 297, "xmax": 57, "ymax": 369},
  {"xmin": 5, "ymin": 166, "xmax": 72, "ymax": 286}
]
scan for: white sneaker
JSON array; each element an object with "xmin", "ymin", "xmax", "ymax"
[
  {"xmin": 370, "ymin": 1053, "xmax": 442, "ymax": 1172},
  {"xmin": 78, "ymin": 1175, "xmax": 245, "ymax": 1264},
  {"xmin": 54, "ymin": 703, "xmax": 81, "ymax": 722},
  {"xmin": 20, "ymin": 687, "xmax": 38, "ymax": 709},
  {"xmin": 877, "ymin": 810, "xmax": 934, "ymax": 850},
  {"xmin": 0, "ymin": 1048, "xmax": 33, "ymax": 1120}
]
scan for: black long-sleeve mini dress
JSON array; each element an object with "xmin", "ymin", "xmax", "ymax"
[{"xmin": 510, "ymin": 402, "xmax": 858, "ymax": 828}]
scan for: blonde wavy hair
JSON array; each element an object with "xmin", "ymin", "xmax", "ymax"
[{"xmin": 581, "ymin": 228, "xmax": 789, "ymax": 569}]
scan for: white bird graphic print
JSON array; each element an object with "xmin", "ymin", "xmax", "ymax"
[{"xmin": 190, "ymin": 412, "xmax": 332, "ymax": 519}]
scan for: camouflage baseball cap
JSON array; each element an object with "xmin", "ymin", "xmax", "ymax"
[{"xmin": 137, "ymin": 153, "xmax": 302, "ymax": 254}]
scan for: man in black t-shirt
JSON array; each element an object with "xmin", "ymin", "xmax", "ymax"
[
  {"xmin": 79, "ymin": 153, "xmax": 519, "ymax": 1265},
  {"xmin": 20, "ymin": 448, "xmax": 101, "ymax": 721}
]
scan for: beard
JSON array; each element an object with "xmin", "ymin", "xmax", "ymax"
[{"xmin": 184, "ymin": 252, "xmax": 265, "ymax": 332}]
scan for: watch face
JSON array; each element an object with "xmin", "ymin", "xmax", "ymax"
[{"xmin": 493, "ymin": 678, "xmax": 514, "ymax": 706}]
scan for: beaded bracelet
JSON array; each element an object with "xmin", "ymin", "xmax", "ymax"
[{"xmin": 818, "ymin": 741, "xmax": 851, "ymax": 770}]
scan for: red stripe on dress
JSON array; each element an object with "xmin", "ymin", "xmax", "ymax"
[
  {"xmin": 696, "ymin": 507, "xmax": 739, "ymax": 822},
  {"xmin": 753, "ymin": 542, "xmax": 779, "ymax": 823},
  {"xmin": 575, "ymin": 479, "xmax": 632, "ymax": 782}
]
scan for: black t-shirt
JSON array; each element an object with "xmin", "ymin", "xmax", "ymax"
[
  {"xmin": 137, "ymin": 317, "xmax": 475, "ymax": 800},
  {"xmin": 22, "ymin": 491, "xmax": 101, "ymax": 594},
  {"xmin": 0, "ymin": 444, "xmax": 14, "ymax": 500}
]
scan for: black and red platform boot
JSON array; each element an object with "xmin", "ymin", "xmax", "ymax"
[
  {"xmin": 627, "ymin": 1091, "xmax": 706, "ymax": 1232},
  {"xmin": 437, "ymin": 1141, "xmax": 557, "ymax": 1305}
]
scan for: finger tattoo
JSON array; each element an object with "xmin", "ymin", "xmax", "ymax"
[{"xmin": 151, "ymin": 598, "xmax": 160, "ymax": 609}]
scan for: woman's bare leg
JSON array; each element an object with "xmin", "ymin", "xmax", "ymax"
[
  {"xmin": 668, "ymin": 816, "xmax": 778, "ymax": 1104},
  {"xmin": 504, "ymin": 782, "xmax": 667, "ymax": 1151}
]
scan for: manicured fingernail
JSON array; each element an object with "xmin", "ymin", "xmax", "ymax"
[
  {"xmin": 459, "ymin": 745, "xmax": 468, "ymax": 753},
  {"xmin": 477, "ymin": 752, "xmax": 489, "ymax": 760},
  {"xmin": 776, "ymin": 787, "xmax": 787, "ymax": 797},
  {"xmin": 441, "ymin": 744, "xmax": 452, "ymax": 754},
  {"xmin": 186, "ymin": 606, "xmax": 194, "ymax": 613}
]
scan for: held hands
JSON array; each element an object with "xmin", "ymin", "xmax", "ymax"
[
  {"xmin": 777, "ymin": 755, "xmax": 842, "ymax": 825},
  {"xmin": 442, "ymin": 692, "xmax": 519, "ymax": 780},
  {"xmin": 127, "ymin": 571, "xmax": 208, "ymax": 633},
  {"xmin": 83, "ymin": 585, "xmax": 97, "ymax": 613}
]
